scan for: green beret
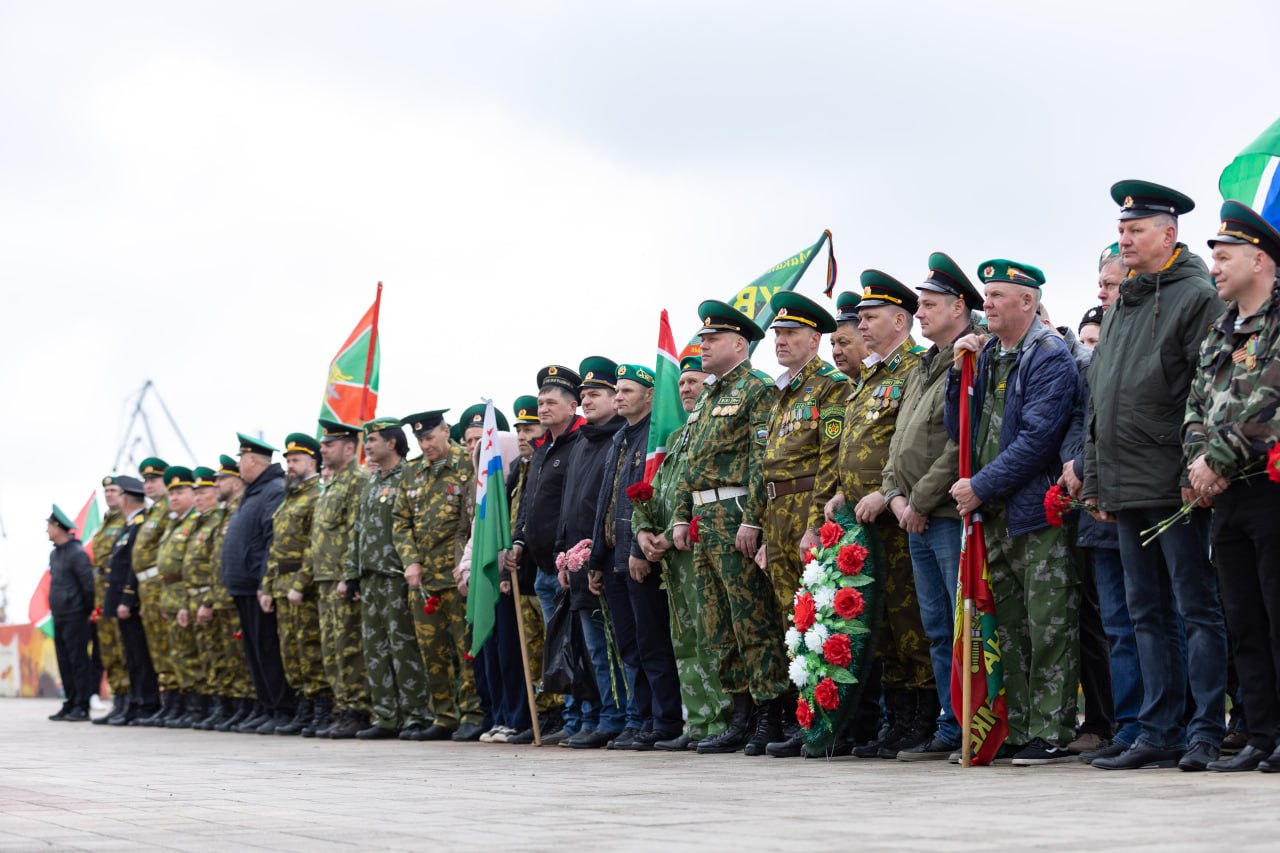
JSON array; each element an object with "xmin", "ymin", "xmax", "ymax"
[
  {"xmin": 919, "ymin": 252, "xmax": 983, "ymax": 311},
  {"xmin": 362, "ymin": 417, "xmax": 403, "ymax": 433},
  {"xmin": 859, "ymin": 270, "xmax": 919, "ymax": 314},
  {"xmin": 1209, "ymin": 200, "xmax": 1280, "ymax": 262},
  {"xmin": 318, "ymin": 418, "xmax": 361, "ymax": 442},
  {"xmin": 102, "ymin": 475, "xmax": 118, "ymax": 489},
  {"xmin": 977, "ymin": 259, "xmax": 1046, "ymax": 289},
  {"xmin": 1098, "ymin": 243, "xmax": 1122, "ymax": 269},
  {"xmin": 768, "ymin": 291, "xmax": 836, "ymax": 334},
  {"xmin": 697, "ymin": 300, "xmax": 764, "ymax": 342},
  {"xmin": 680, "ymin": 354, "xmax": 703, "ymax": 373},
  {"xmin": 616, "ymin": 364, "xmax": 655, "ymax": 388},
  {"xmin": 138, "ymin": 457, "xmax": 169, "ymax": 478},
  {"xmin": 579, "ymin": 356, "xmax": 619, "ymax": 390},
  {"xmin": 835, "ymin": 292, "xmax": 861, "ymax": 324},
  {"xmin": 283, "ymin": 433, "xmax": 321, "ymax": 458},
  {"xmin": 459, "ymin": 403, "xmax": 510, "ymax": 433},
  {"xmin": 49, "ymin": 504, "xmax": 75, "ymax": 531},
  {"xmin": 513, "ymin": 395, "xmax": 540, "ymax": 424},
  {"xmin": 216, "ymin": 454, "xmax": 241, "ymax": 478},
  {"xmin": 193, "ymin": 467, "xmax": 218, "ymax": 488},
  {"xmin": 163, "ymin": 466, "xmax": 195, "ymax": 489},
  {"xmin": 1111, "ymin": 179, "xmax": 1195, "ymax": 220},
  {"xmin": 537, "ymin": 364, "xmax": 582, "ymax": 396},
  {"xmin": 450, "ymin": 422, "xmax": 465, "ymax": 444},
  {"xmin": 236, "ymin": 432, "xmax": 279, "ymax": 457},
  {"xmin": 401, "ymin": 410, "xmax": 449, "ymax": 436}
]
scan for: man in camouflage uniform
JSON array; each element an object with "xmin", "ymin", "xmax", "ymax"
[
  {"xmin": 1184, "ymin": 203, "xmax": 1280, "ymax": 773},
  {"xmin": 344, "ymin": 417, "xmax": 432, "ymax": 739},
  {"xmin": 154, "ymin": 467, "xmax": 203, "ymax": 727},
  {"xmin": 633, "ymin": 346, "xmax": 731, "ymax": 752},
  {"xmin": 182, "ymin": 468, "xmax": 233, "ymax": 730},
  {"xmin": 91, "ymin": 476, "xmax": 130, "ymax": 724},
  {"xmin": 947, "ymin": 258, "xmax": 1081, "ymax": 765},
  {"xmin": 671, "ymin": 300, "xmax": 785, "ymax": 755},
  {"xmin": 757, "ymin": 291, "xmax": 846, "ymax": 757},
  {"xmin": 212, "ymin": 456, "xmax": 256, "ymax": 731},
  {"xmin": 822, "ymin": 270, "xmax": 935, "ymax": 759},
  {"xmin": 132, "ymin": 457, "xmax": 176, "ymax": 726},
  {"xmin": 393, "ymin": 408, "xmax": 480, "ymax": 741},
  {"xmin": 313, "ymin": 420, "xmax": 371, "ymax": 739},
  {"xmin": 262, "ymin": 433, "xmax": 327, "ymax": 736}
]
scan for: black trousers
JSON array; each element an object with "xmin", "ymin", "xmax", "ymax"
[
  {"xmin": 1077, "ymin": 547, "xmax": 1116, "ymax": 736},
  {"xmin": 603, "ymin": 567, "xmax": 683, "ymax": 733},
  {"xmin": 52, "ymin": 612, "xmax": 96, "ymax": 711},
  {"xmin": 1213, "ymin": 478, "xmax": 1280, "ymax": 752},
  {"xmin": 115, "ymin": 613, "xmax": 159, "ymax": 709},
  {"xmin": 233, "ymin": 594, "xmax": 296, "ymax": 714}
]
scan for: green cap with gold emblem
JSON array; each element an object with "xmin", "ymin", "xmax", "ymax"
[
  {"xmin": 318, "ymin": 418, "xmax": 361, "ymax": 443},
  {"xmin": 283, "ymin": 433, "xmax": 321, "ymax": 457},
  {"xmin": 768, "ymin": 291, "xmax": 837, "ymax": 333},
  {"xmin": 977, "ymin": 259, "xmax": 1046, "ymax": 289},
  {"xmin": 236, "ymin": 433, "xmax": 278, "ymax": 457},
  {"xmin": 138, "ymin": 457, "xmax": 168, "ymax": 479},
  {"xmin": 919, "ymin": 252, "xmax": 983, "ymax": 311},
  {"xmin": 216, "ymin": 454, "xmax": 240, "ymax": 478},
  {"xmin": 401, "ymin": 410, "xmax": 449, "ymax": 437},
  {"xmin": 697, "ymin": 299, "xmax": 764, "ymax": 342},
  {"xmin": 834, "ymin": 291, "xmax": 861, "ymax": 324},
  {"xmin": 513, "ymin": 395, "xmax": 540, "ymax": 424},
  {"xmin": 579, "ymin": 356, "xmax": 619, "ymax": 390},
  {"xmin": 859, "ymin": 270, "xmax": 919, "ymax": 314},
  {"xmin": 1111, "ymin": 179, "xmax": 1195, "ymax": 220},
  {"xmin": 163, "ymin": 466, "xmax": 195, "ymax": 489},
  {"xmin": 459, "ymin": 403, "xmax": 510, "ymax": 433},
  {"xmin": 616, "ymin": 364, "xmax": 655, "ymax": 388},
  {"xmin": 49, "ymin": 504, "xmax": 76, "ymax": 531},
  {"xmin": 362, "ymin": 417, "xmax": 403, "ymax": 433},
  {"xmin": 679, "ymin": 339, "xmax": 703, "ymax": 374},
  {"xmin": 1098, "ymin": 242, "xmax": 1122, "ymax": 269},
  {"xmin": 193, "ymin": 467, "xmax": 218, "ymax": 488},
  {"xmin": 102, "ymin": 475, "xmax": 118, "ymax": 489},
  {"xmin": 1209, "ymin": 200, "xmax": 1280, "ymax": 262}
]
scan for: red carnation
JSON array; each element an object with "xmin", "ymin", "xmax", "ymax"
[
  {"xmin": 814, "ymin": 677, "xmax": 840, "ymax": 711},
  {"xmin": 822, "ymin": 632, "xmax": 853, "ymax": 667},
  {"xmin": 802, "ymin": 548, "xmax": 816, "ymax": 565},
  {"xmin": 233, "ymin": 630, "xmax": 243, "ymax": 640},
  {"xmin": 836, "ymin": 543, "xmax": 868, "ymax": 575},
  {"xmin": 689, "ymin": 517, "xmax": 702, "ymax": 543},
  {"xmin": 833, "ymin": 587, "xmax": 865, "ymax": 620},
  {"xmin": 1043, "ymin": 485, "xmax": 1071, "ymax": 528},
  {"xmin": 626, "ymin": 481, "xmax": 654, "ymax": 503},
  {"xmin": 796, "ymin": 698, "xmax": 814, "ymax": 730},
  {"xmin": 1269, "ymin": 444, "xmax": 1280, "ymax": 484},
  {"xmin": 423, "ymin": 595, "xmax": 441, "ymax": 615},
  {"xmin": 819, "ymin": 521, "xmax": 843, "ymax": 548},
  {"xmin": 463, "ymin": 652, "xmax": 474, "ymax": 662},
  {"xmin": 793, "ymin": 591, "xmax": 817, "ymax": 632},
  {"xmin": 89, "ymin": 605, "xmax": 103, "ymax": 624}
]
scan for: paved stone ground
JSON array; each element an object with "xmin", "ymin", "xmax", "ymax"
[{"xmin": 1, "ymin": 698, "xmax": 1275, "ymax": 851}]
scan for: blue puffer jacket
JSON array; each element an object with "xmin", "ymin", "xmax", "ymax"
[
  {"xmin": 220, "ymin": 463, "xmax": 286, "ymax": 596},
  {"xmin": 945, "ymin": 319, "xmax": 1081, "ymax": 537}
]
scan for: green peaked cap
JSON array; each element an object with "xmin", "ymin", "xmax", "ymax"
[
  {"xmin": 459, "ymin": 403, "xmax": 510, "ymax": 433},
  {"xmin": 1111, "ymin": 179, "xmax": 1195, "ymax": 219},
  {"xmin": 977, "ymin": 259, "xmax": 1046, "ymax": 288},
  {"xmin": 401, "ymin": 410, "xmax": 449, "ymax": 436},
  {"xmin": 859, "ymin": 269, "xmax": 919, "ymax": 314},
  {"xmin": 513, "ymin": 395, "xmax": 540, "ymax": 423},
  {"xmin": 236, "ymin": 433, "xmax": 278, "ymax": 456},
  {"xmin": 1209, "ymin": 199, "xmax": 1280, "ymax": 262},
  {"xmin": 192, "ymin": 467, "xmax": 217, "ymax": 488},
  {"xmin": 163, "ymin": 466, "xmax": 195, "ymax": 489},
  {"xmin": 697, "ymin": 299, "xmax": 764, "ymax": 342},
  {"xmin": 579, "ymin": 356, "xmax": 619, "ymax": 390},
  {"xmin": 920, "ymin": 252, "xmax": 983, "ymax": 310},
  {"xmin": 283, "ymin": 433, "xmax": 321, "ymax": 457},
  {"xmin": 138, "ymin": 457, "xmax": 168, "ymax": 478},
  {"xmin": 49, "ymin": 504, "xmax": 76, "ymax": 531},
  {"xmin": 768, "ymin": 291, "xmax": 836, "ymax": 333}
]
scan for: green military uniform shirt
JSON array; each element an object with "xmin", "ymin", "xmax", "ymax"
[
  {"xmin": 976, "ymin": 349, "xmax": 1018, "ymax": 475},
  {"xmin": 156, "ymin": 507, "xmax": 199, "ymax": 611},
  {"xmin": 133, "ymin": 495, "xmax": 173, "ymax": 571},
  {"xmin": 763, "ymin": 356, "xmax": 847, "ymax": 530},
  {"xmin": 392, "ymin": 444, "xmax": 473, "ymax": 593},
  {"xmin": 311, "ymin": 461, "xmax": 368, "ymax": 583},
  {"xmin": 182, "ymin": 506, "xmax": 226, "ymax": 610},
  {"xmin": 632, "ymin": 424, "xmax": 686, "ymax": 539},
  {"xmin": 1185, "ymin": 285, "xmax": 1280, "ymax": 478},
  {"xmin": 91, "ymin": 509, "xmax": 125, "ymax": 575},
  {"xmin": 675, "ymin": 359, "xmax": 779, "ymax": 528},
  {"xmin": 345, "ymin": 461, "xmax": 406, "ymax": 579},
  {"xmin": 264, "ymin": 474, "xmax": 321, "ymax": 598}
]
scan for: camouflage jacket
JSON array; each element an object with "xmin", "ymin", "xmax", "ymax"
[
  {"xmin": 632, "ymin": 422, "xmax": 694, "ymax": 561},
  {"xmin": 1184, "ymin": 283, "xmax": 1280, "ymax": 479},
  {"xmin": 764, "ymin": 356, "xmax": 847, "ymax": 530},
  {"xmin": 264, "ymin": 474, "xmax": 320, "ymax": 597},
  {"xmin": 183, "ymin": 506, "xmax": 229, "ymax": 609},
  {"xmin": 90, "ymin": 510, "xmax": 125, "ymax": 575},
  {"xmin": 156, "ymin": 507, "xmax": 200, "ymax": 611},
  {"xmin": 392, "ymin": 444, "xmax": 473, "ymax": 592},
  {"xmin": 132, "ymin": 495, "xmax": 173, "ymax": 572},
  {"xmin": 826, "ymin": 336, "xmax": 923, "ymax": 505},
  {"xmin": 674, "ymin": 359, "xmax": 778, "ymax": 528},
  {"xmin": 345, "ymin": 461, "xmax": 406, "ymax": 579},
  {"xmin": 311, "ymin": 461, "xmax": 368, "ymax": 583}
]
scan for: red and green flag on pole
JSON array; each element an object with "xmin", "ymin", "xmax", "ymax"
[
  {"xmin": 319, "ymin": 283, "xmax": 383, "ymax": 429},
  {"xmin": 29, "ymin": 492, "xmax": 101, "ymax": 638}
]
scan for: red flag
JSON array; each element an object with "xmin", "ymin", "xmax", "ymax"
[
  {"xmin": 319, "ymin": 283, "xmax": 382, "ymax": 428},
  {"xmin": 642, "ymin": 310, "xmax": 686, "ymax": 484},
  {"xmin": 950, "ymin": 350, "xmax": 1009, "ymax": 765}
]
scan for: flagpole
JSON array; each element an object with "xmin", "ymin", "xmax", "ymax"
[
  {"xmin": 358, "ymin": 282, "xmax": 383, "ymax": 422},
  {"xmin": 507, "ymin": 569, "xmax": 542, "ymax": 747},
  {"xmin": 959, "ymin": 351, "xmax": 975, "ymax": 769}
]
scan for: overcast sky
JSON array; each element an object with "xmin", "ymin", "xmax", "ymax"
[{"xmin": 2, "ymin": 0, "xmax": 1277, "ymax": 617}]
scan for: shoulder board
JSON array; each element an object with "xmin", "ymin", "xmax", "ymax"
[
  {"xmin": 749, "ymin": 368, "xmax": 774, "ymax": 384},
  {"xmin": 909, "ymin": 344, "xmax": 926, "ymax": 355},
  {"xmin": 131, "ymin": 516, "xmax": 144, "ymax": 526},
  {"xmin": 816, "ymin": 363, "xmax": 848, "ymax": 382}
]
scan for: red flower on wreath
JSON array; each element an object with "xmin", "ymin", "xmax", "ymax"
[
  {"xmin": 822, "ymin": 632, "xmax": 852, "ymax": 667},
  {"xmin": 814, "ymin": 677, "xmax": 840, "ymax": 711},
  {"xmin": 796, "ymin": 697, "xmax": 814, "ymax": 730},
  {"xmin": 689, "ymin": 517, "xmax": 702, "ymax": 543},
  {"xmin": 1043, "ymin": 485, "xmax": 1071, "ymax": 528},
  {"xmin": 802, "ymin": 548, "xmax": 815, "ymax": 564},
  {"xmin": 233, "ymin": 630, "xmax": 243, "ymax": 640},
  {"xmin": 1268, "ymin": 444, "xmax": 1280, "ymax": 484},
  {"xmin": 626, "ymin": 481, "xmax": 654, "ymax": 503},
  {"xmin": 836, "ymin": 543, "xmax": 868, "ymax": 575},
  {"xmin": 793, "ymin": 591, "xmax": 817, "ymax": 632},
  {"xmin": 423, "ymin": 595, "xmax": 441, "ymax": 615},
  {"xmin": 819, "ymin": 521, "xmax": 843, "ymax": 548},
  {"xmin": 833, "ymin": 587, "xmax": 865, "ymax": 620}
]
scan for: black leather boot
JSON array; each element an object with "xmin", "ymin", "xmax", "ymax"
[
  {"xmin": 169, "ymin": 693, "xmax": 205, "ymax": 728},
  {"xmin": 275, "ymin": 699, "xmax": 312, "ymax": 736},
  {"xmin": 696, "ymin": 694, "xmax": 755, "ymax": 754},
  {"xmin": 95, "ymin": 694, "xmax": 126, "ymax": 725},
  {"xmin": 302, "ymin": 696, "xmax": 333, "ymax": 738},
  {"xmin": 744, "ymin": 698, "xmax": 783, "ymax": 756},
  {"xmin": 216, "ymin": 698, "xmax": 249, "ymax": 732},
  {"xmin": 136, "ymin": 691, "xmax": 173, "ymax": 727},
  {"xmin": 193, "ymin": 695, "xmax": 226, "ymax": 730}
]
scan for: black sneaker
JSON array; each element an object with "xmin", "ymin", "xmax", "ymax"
[
  {"xmin": 897, "ymin": 735, "xmax": 959, "ymax": 761},
  {"xmin": 1011, "ymin": 738, "xmax": 1076, "ymax": 765}
]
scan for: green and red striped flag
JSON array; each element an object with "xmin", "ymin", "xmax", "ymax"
[
  {"xmin": 642, "ymin": 310, "xmax": 686, "ymax": 483},
  {"xmin": 319, "ymin": 283, "xmax": 383, "ymax": 429},
  {"xmin": 29, "ymin": 492, "xmax": 101, "ymax": 637}
]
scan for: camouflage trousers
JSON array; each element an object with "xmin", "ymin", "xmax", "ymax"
[
  {"xmin": 693, "ymin": 498, "xmax": 788, "ymax": 703},
  {"xmin": 410, "ymin": 586, "xmax": 482, "ymax": 729},
  {"xmin": 166, "ymin": 611, "xmax": 203, "ymax": 693},
  {"xmin": 276, "ymin": 589, "xmax": 329, "ymax": 701},
  {"xmin": 317, "ymin": 580, "xmax": 370, "ymax": 714},
  {"xmin": 361, "ymin": 572, "xmax": 431, "ymax": 730},
  {"xmin": 195, "ymin": 607, "xmax": 251, "ymax": 698},
  {"xmin": 870, "ymin": 521, "xmax": 935, "ymax": 691},
  {"xmin": 985, "ymin": 512, "xmax": 1080, "ymax": 745},
  {"xmin": 665, "ymin": 547, "xmax": 731, "ymax": 738},
  {"xmin": 763, "ymin": 490, "xmax": 809, "ymax": 615},
  {"xmin": 94, "ymin": 574, "xmax": 129, "ymax": 696},
  {"xmin": 138, "ymin": 579, "xmax": 174, "ymax": 690}
]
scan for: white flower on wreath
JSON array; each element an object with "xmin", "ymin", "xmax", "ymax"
[
  {"xmin": 804, "ymin": 623, "xmax": 829, "ymax": 655},
  {"xmin": 814, "ymin": 587, "xmax": 836, "ymax": 612},
  {"xmin": 789, "ymin": 656, "xmax": 810, "ymax": 689},
  {"xmin": 801, "ymin": 560, "xmax": 826, "ymax": 589},
  {"xmin": 785, "ymin": 627, "xmax": 802, "ymax": 655}
]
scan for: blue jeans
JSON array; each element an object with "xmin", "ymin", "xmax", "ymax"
[
  {"xmin": 1116, "ymin": 508, "xmax": 1227, "ymax": 750},
  {"xmin": 1089, "ymin": 546, "xmax": 1142, "ymax": 746},
  {"xmin": 908, "ymin": 517, "xmax": 962, "ymax": 745},
  {"xmin": 578, "ymin": 605, "xmax": 628, "ymax": 733},
  {"xmin": 534, "ymin": 571, "xmax": 591, "ymax": 733}
]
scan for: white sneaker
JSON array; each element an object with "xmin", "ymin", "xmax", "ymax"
[
  {"xmin": 479, "ymin": 727, "xmax": 499, "ymax": 743},
  {"xmin": 490, "ymin": 726, "xmax": 515, "ymax": 743},
  {"xmin": 90, "ymin": 694, "xmax": 109, "ymax": 713}
]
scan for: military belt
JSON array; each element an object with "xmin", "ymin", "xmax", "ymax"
[
  {"xmin": 766, "ymin": 476, "xmax": 815, "ymax": 501},
  {"xmin": 136, "ymin": 567, "xmax": 159, "ymax": 582},
  {"xmin": 691, "ymin": 485, "xmax": 749, "ymax": 506},
  {"xmin": 188, "ymin": 586, "xmax": 212, "ymax": 596},
  {"xmin": 160, "ymin": 574, "xmax": 183, "ymax": 586},
  {"xmin": 278, "ymin": 561, "xmax": 303, "ymax": 574}
]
